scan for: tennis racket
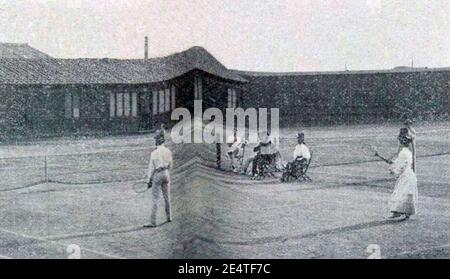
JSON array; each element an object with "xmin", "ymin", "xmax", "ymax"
[
  {"xmin": 132, "ymin": 180, "xmax": 152, "ymax": 193},
  {"xmin": 361, "ymin": 144, "xmax": 392, "ymax": 164}
]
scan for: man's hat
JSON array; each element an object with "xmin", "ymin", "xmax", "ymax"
[
  {"xmin": 154, "ymin": 129, "xmax": 165, "ymax": 145},
  {"xmin": 404, "ymin": 118, "xmax": 413, "ymax": 125}
]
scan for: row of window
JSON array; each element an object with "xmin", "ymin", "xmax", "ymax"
[
  {"xmin": 109, "ymin": 92, "xmax": 138, "ymax": 118},
  {"xmin": 109, "ymin": 86, "xmax": 176, "ymax": 118},
  {"xmin": 65, "ymin": 92, "xmax": 80, "ymax": 119},
  {"xmin": 65, "ymin": 85, "xmax": 237, "ymax": 119},
  {"xmin": 152, "ymin": 85, "xmax": 176, "ymax": 115}
]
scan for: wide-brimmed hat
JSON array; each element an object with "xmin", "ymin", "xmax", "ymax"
[{"xmin": 404, "ymin": 118, "xmax": 413, "ymax": 125}]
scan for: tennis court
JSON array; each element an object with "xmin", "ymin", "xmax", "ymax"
[{"xmin": 0, "ymin": 122, "xmax": 449, "ymax": 258}]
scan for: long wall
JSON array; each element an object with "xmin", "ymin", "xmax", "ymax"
[
  {"xmin": 0, "ymin": 71, "xmax": 242, "ymax": 140},
  {"xmin": 0, "ymin": 82, "xmax": 167, "ymax": 139},
  {"xmin": 240, "ymin": 70, "xmax": 450, "ymax": 127}
]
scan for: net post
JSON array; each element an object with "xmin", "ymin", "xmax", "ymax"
[
  {"xmin": 44, "ymin": 156, "xmax": 48, "ymax": 183},
  {"xmin": 215, "ymin": 133, "xmax": 222, "ymax": 169},
  {"xmin": 216, "ymin": 142, "xmax": 221, "ymax": 169}
]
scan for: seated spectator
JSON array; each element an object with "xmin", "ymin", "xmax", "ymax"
[
  {"xmin": 281, "ymin": 132, "xmax": 311, "ymax": 182},
  {"xmin": 226, "ymin": 136, "xmax": 247, "ymax": 173}
]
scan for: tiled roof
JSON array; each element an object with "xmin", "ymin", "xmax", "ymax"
[
  {"xmin": 0, "ymin": 46, "xmax": 246, "ymax": 85},
  {"xmin": 0, "ymin": 43, "xmax": 52, "ymax": 59},
  {"xmin": 234, "ymin": 66, "xmax": 450, "ymax": 77}
]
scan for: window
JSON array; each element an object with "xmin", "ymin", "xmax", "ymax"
[
  {"xmin": 159, "ymin": 90, "xmax": 165, "ymax": 113},
  {"xmin": 65, "ymin": 93, "xmax": 73, "ymax": 118},
  {"xmin": 65, "ymin": 92, "xmax": 80, "ymax": 119},
  {"xmin": 194, "ymin": 76, "xmax": 202, "ymax": 99},
  {"xmin": 116, "ymin": 93, "xmax": 124, "ymax": 116},
  {"xmin": 152, "ymin": 86, "xmax": 175, "ymax": 114},
  {"xmin": 227, "ymin": 88, "xmax": 237, "ymax": 108},
  {"xmin": 153, "ymin": 91, "xmax": 158, "ymax": 115},
  {"xmin": 124, "ymin": 93, "xmax": 131, "ymax": 117},
  {"xmin": 171, "ymin": 85, "xmax": 176, "ymax": 110},
  {"xmin": 109, "ymin": 92, "xmax": 138, "ymax": 118},
  {"xmin": 109, "ymin": 92, "xmax": 115, "ymax": 117},
  {"xmin": 165, "ymin": 88, "xmax": 170, "ymax": 111},
  {"xmin": 131, "ymin": 93, "xmax": 138, "ymax": 117}
]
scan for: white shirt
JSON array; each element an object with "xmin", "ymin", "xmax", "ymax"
[
  {"xmin": 148, "ymin": 145, "xmax": 173, "ymax": 179},
  {"xmin": 293, "ymin": 143, "xmax": 311, "ymax": 160},
  {"xmin": 389, "ymin": 147, "xmax": 413, "ymax": 176},
  {"xmin": 227, "ymin": 137, "xmax": 246, "ymax": 158}
]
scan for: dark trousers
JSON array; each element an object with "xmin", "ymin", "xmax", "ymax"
[{"xmin": 252, "ymin": 154, "xmax": 275, "ymax": 176}]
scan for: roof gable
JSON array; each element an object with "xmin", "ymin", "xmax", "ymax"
[{"xmin": 0, "ymin": 46, "xmax": 246, "ymax": 85}]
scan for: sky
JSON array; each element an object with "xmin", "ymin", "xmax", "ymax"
[{"xmin": 0, "ymin": 0, "xmax": 449, "ymax": 72}]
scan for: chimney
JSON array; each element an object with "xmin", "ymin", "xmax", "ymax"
[{"xmin": 144, "ymin": 36, "xmax": 148, "ymax": 60}]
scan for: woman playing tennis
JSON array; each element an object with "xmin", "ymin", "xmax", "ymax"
[{"xmin": 387, "ymin": 128, "xmax": 418, "ymax": 220}]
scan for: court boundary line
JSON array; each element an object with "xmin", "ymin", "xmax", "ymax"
[
  {"xmin": 44, "ymin": 225, "xmax": 151, "ymax": 241},
  {"xmin": 0, "ymin": 146, "xmax": 155, "ymax": 160},
  {"xmin": 0, "ymin": 227, "xmax": 125, "ymax": 259}
]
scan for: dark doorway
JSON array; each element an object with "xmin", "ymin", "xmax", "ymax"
[{"xmin": 138, "ymin": 92, "xmax": 153, "ymax": 131}]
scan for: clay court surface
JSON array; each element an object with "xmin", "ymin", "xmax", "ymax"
[{"xmin": 0, "ymin": 122, "xmax": 449, "ymax": 259}]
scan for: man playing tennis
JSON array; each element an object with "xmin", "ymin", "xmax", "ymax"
[{"xmin": 147, "ymin": 129, "xmax": 173, "ymax": 227}]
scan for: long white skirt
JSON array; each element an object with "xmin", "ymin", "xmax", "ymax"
[{"xmin": 389, "ymin": 168, "xmax": 418, "ymax": 215}]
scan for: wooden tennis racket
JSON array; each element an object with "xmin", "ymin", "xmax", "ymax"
[
  {"xmin": 132, "ymin": 180, "xmax": 152, "ymax": 193},
  {"xmin": 361, "ymin": 144, "xmax": 392, "ymax": 164}
]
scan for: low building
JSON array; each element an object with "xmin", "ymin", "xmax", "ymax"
[{"xmin": 0, "ymin": 45, "xmax": 246, "ymax": 138}]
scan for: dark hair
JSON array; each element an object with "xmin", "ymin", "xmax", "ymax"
[
  {"xmin": 399, "ymin": 127, "xmax": 408, "ymax": 135},
  {"xmin": 398, "ymin": 128, "xmax": 412, "ymax": 145},
  {"xmin": 154, "ymin": 130, "xmax": 165, "ymax": 145}
]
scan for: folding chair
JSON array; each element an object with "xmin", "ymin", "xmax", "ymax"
[
  {"xmin": 281, "ymin": 151, "xmax": 313, "ymax": 182},
  {"xmin": 251, "ymin": 152, "xmax": 281, "ymax": 179},
  {"xmin": 301, "ymin": 151, "xmax": 313, "ymax": 181},
  {"xmin": 260, "ymin": 153, "xmax": 279, "ymax": 178}
]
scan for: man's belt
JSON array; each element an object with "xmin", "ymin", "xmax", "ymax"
[{"xmin": 154, "ymin": 166, "xmax": 170, "ymax": 173}]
